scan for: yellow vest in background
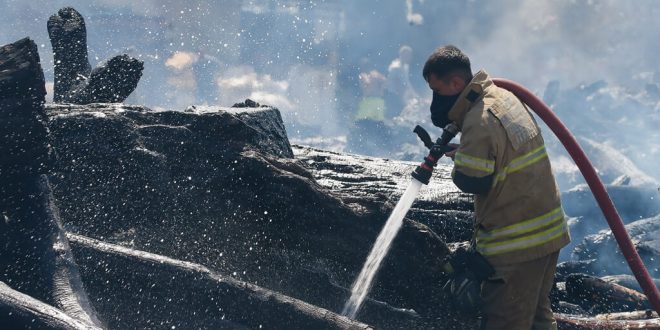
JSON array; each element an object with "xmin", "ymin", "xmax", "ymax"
[{"xmin": 355, "ymin": 97, "xmax": 386, "ymax": 121}]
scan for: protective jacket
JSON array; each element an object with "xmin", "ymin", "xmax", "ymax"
[{"xmin": 448, "ymin": 70, "xmax": 570, "ymax": 266}]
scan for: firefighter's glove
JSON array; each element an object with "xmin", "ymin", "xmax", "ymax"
[
  {"xmin": 441, "ymin": 246, "xmax": 469, "ymax": 274},
  {"xmin": 442, "ymin": 271, "xmax": 483, "ymax": 315}
]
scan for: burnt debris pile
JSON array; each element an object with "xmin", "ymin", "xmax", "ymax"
[
  {"xmin": 43, "ymin": 102, "xmax": 470, "ymax": 329},
  {"xmin": 0, "ymin": 36, "xmax": 475, "ymax": 329},
  {"xmin": 48, "ymin": 7, "xmax": 143, "ymax": 104},
  {"xmin": 0, "ymin": 37, "xmax": 104, "ymax": 330},
  {"xmin": 2, "ymin": 7, "xmax": 660, "ymax": 330}
]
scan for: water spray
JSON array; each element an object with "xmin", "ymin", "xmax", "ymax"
[{"xmin": 341, "ymin": 123, "xmax": 458, "ymax": 319}]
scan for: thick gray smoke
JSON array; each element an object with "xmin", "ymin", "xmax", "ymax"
[{"xmin": 0, "ymin": 0, "xmax": 657, "ymax": 188}]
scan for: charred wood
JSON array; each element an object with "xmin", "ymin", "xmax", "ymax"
[
  {"xmin": 555, "ymin": 313, "xmax": 660, "ymax": 330},
  {"xmin": 556, "ymin": 260, "xmax": 600, "ymax": 281},
  {"xmin": 44, "ymin": 105, "xmax": 469, "ymax": 328},
  {"xmin": 0, "ymin": 282, "xmax": 101, "ymax": 330},
  {"xmin": 293, "ymin": 145, "xmax": 475, "ymax": 243},
  {"xmin": 47, "ymin": 7, "xmax": 90, "ymax": 103},
  {"xmin": 0, "ymin": 176, "xmax": 103, "ymax": 327},
  {"xmin": 47, "ymin": 7, "xmax": 143, "ymax": 104},
  {"xmin": 594, "ymin": 310, "xmax": 659, "ymax": 321},
  {"xmin": 0, "ymin": 37, "xmax": 51, "ymax": 177},
  {"xmin": 232, "ymin": 98, "xmax": 264, "ymax": 108},
  {"xmin": 554, "ymin": 301, "xmax": 588, "ymax": 315},
  {"xmin": 67, "ymin": 54, "xmax": 143, "ymax": 104},
  {"xmin": 565, "ymin": 274, "xmax": 650, "ymax": 314},
  {"xmin": 67, "ymin": 233, "xmax": 374, "ymax": 330},
  {"xmin": 601, "ymin": 274, "xmax": 660, "ymax": 294},
  {"xmin": 0, "ymin": 37, "xmax": 102, "ymax": 327}
]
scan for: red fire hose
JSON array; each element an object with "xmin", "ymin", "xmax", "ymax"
[{"xmin": 493, "ymin": 78, "xmax": 660, "ymax": 315}]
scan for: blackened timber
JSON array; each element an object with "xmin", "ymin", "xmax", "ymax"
[
  {"xmin": 67, "ymin": 233, "xmax": 374, "ymax": 330},
  {"xmin": 0, "ymin": 37, "xmax": 50, "ymax": 177},
  {"xmin": 47, "ymin": 7, "xmax": 143, "ymax": 104},
  {"xmin": 68, "ymin": 54, "xmax": 143, "ymax": 104},
  {"xmin": 595, "ymin": 310, "xmax": 659, "ymax": 321},
  {"xmin": 555, "ymin": 313, "xmax": 660, "ymax": 330},
  {"xmin": 0, "ymin": 37, "xmax": 103, "ymax": 328},
  {"xmin": 47, "ymin": 7, "xmax": 91, "ymax": 103},
  {"xmin": 0, "ymin": 282, "xmax": 101, "ymax": 330},
  {"xmin": 565, "ymin": 274, "xmax": 650, "ymax": 313},
  {"xmin": 0, "ymin": 177, "xmax": 104, "ymax": 327}
]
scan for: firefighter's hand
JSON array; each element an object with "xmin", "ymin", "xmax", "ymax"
[{"xmin": 445, "ymin": 143, "xmax": 459, "ymax": 160}]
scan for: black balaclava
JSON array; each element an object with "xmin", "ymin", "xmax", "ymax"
[{"xmin": 430, "ymin": 91, "xmax": 461, "ymax": 128}]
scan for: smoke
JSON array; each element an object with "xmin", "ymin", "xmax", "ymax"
[
  {"xmin": 405, "ymin": 0, "xmax": 423, "ymax": 26},
  {"xmin": 0, "ymin": 0, "xmax": 658, "ymax": 284},
  {"xmin": 216, "ymin": 65, "xmax": 293, "ymax": 110},
  {"xmin": 460, "ymin": 1, "xmax": 660, "ymax": 90},
  {"xmin": 165, "ymin": 51, "xmax": 197, "ymax": 71},
  {"xmin": 0, "ymin": 0, "xmax": 657, "ymax": 187},
  {"xmin": 580, "ymin": 138, "xmax": 657, "ymax": 186}
]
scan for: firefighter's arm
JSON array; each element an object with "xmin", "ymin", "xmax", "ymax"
[
  {"xmin": 451, "ymin": 119, "xmax": 496, "ymax": 195},
  {"xmin": 452, "ymin": 170, "xmax": 493, "ymax": 194}
]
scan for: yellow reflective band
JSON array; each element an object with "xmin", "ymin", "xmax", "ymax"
[
  {"xmin": 493, "ymin": 145, "xmax": 548, "ymax": 184},
  {"xmin": 477, "ymin": 207, "xmax": 563, "ymax": 243},
  {"xmin": 477, "ymin": 221, "xmax": 568, "ymax": 256},
  {"xmin": 508, "ymin": 146, "xmax": 548, "ymax": 172},
  {"xmin": 455, "ymin": 152, "xmax": 495, "ymax": 174}
]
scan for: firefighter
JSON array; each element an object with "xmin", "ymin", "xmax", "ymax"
[
  {"xmin": 423, "ymin": 45, "xmax": 570, "ymax": 329},
  {"xmin": 385, "ymin": 45, "xmax": 418, "ymax": 119}
]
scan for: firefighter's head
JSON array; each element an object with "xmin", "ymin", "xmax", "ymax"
[
  {"xmin": 423, "ymin": 45, "xmax": 473, "ymax": 96},
  {"xmin": 424, "ymin": 45, "xmax": 473, "ymax": 128}
]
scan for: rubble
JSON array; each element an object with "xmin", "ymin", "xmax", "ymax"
[
  {"xmin": 565, "ymin": 274, "xmax": 650, "ymax": 313},
  {"xmin": 67, "ymin": 233, "xmax": 374, "ymax": 330},
  {"xmin": 0, "ymin": 8, "xmax": 658, "ymax": 328},
  {"xmin": 572, "ymin": 214, "xmax": 660, "ymax": 277},
  {"xmin": 601, "ymin": 274, "xmax": 660, "ymax": 294},
  {"xmin": 44, "ymin": 102, "xmax": 475, "ymax": 328},
  {"xmin": 555, "ymin": 313, "xmax": 660, "ymax": 329},
  {"xmin": 0, "ymin": 34, "xmax": 476, "ymax": 328}
]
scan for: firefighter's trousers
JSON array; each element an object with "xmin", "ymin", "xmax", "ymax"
[{"xmin": 480, "ymin": 251, "xmax": 559, "ymax": 330}]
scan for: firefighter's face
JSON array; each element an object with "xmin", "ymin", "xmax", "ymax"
[{"xmin": 427, "ymin": 73, "xmax": 466, "ymax": 96}]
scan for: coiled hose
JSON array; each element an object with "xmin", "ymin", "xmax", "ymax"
[{"xmin": 493, "ymin": 78, "xmax": 660, "ymax": 315}]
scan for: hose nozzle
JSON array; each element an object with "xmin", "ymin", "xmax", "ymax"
[{"xmin": 411, "ymin": 123, "xmax": 459, "ymax": 184}]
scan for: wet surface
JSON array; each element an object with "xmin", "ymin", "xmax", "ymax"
[
  {"xmin": 293, "ymin": 145, "xmax": 475, "ymax": 243},
  {"xmin": 42, "ymin": 103, "xmax": 477, "ymax": 329}
]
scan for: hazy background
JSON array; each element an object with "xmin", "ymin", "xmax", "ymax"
[{"xmin": 0, "ymin": 0, "xmax": 658, "ymax": 190}]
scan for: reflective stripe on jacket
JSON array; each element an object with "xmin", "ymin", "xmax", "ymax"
[{"xmin": 448, "ymin": 70, "xmax": 570, "ymax": 266}]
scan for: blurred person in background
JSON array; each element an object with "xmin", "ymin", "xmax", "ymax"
[
  {"xmin": 192, "ymin": 49, "xmax": 221, "ymax": 105},
  {"xmin": 385, "ymin": 45, "xmax": 418, "ymax": 119},
  {"xmin": 348, "ymin": 70, "xmax": 393, "ymax": 157}
]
